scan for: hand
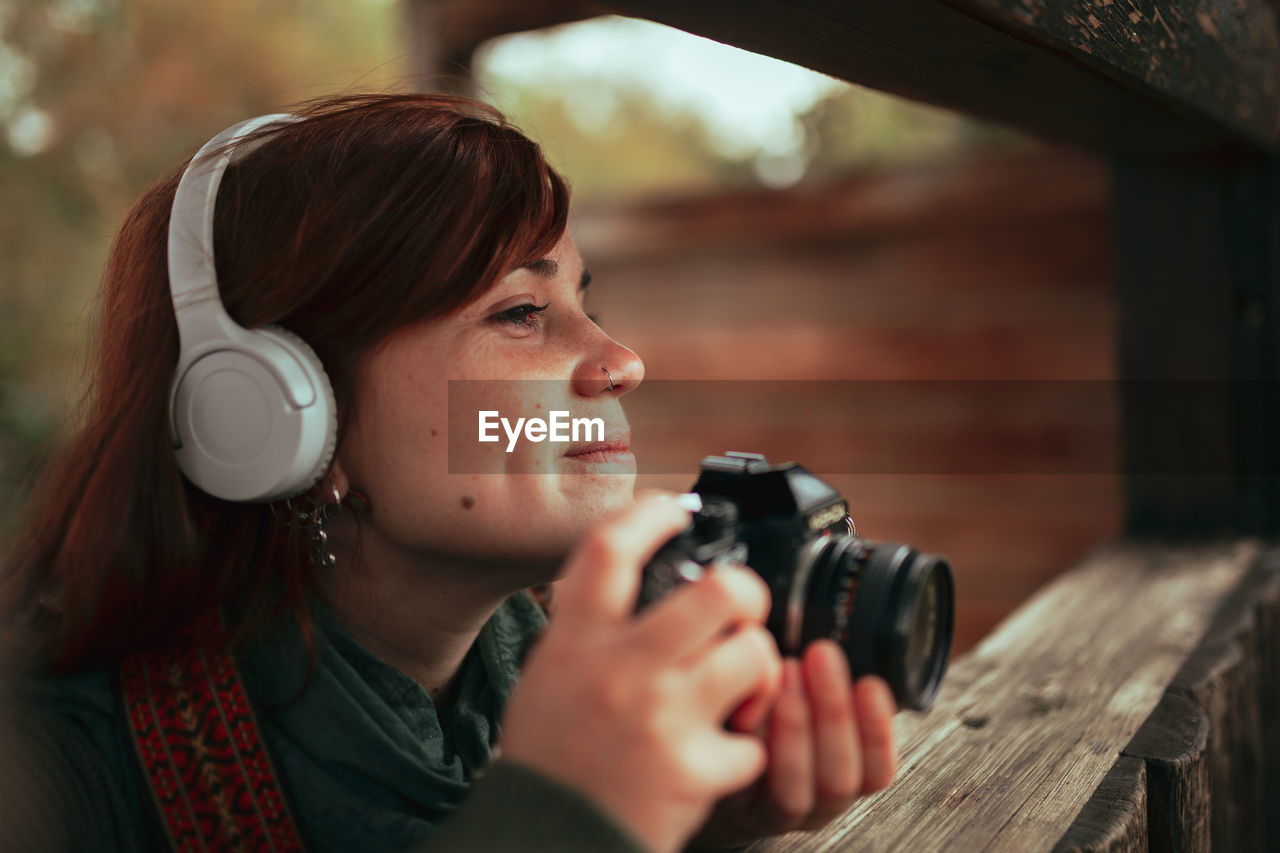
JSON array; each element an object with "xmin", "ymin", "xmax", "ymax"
[
  {"xmin": 688, "ymin": 640, "xmax": 899, "ymax": 850},
  {"xmin": 499, "ymin": 494, "xmax": 784, "ymax": 853}
]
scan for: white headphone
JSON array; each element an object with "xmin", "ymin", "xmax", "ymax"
[{"xmin": 167, "ymin": 114, "xmax": 337, "ymax": 502}]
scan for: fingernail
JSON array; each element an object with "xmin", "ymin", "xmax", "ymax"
[
  {"xmin": 751, "ymin": 626, "xmax": 779, "ymax": 658},
  {"xmin": 720, "ymin": 563, "xmax": 762, "ymax": 594},
  {"xmin": 672, "ymin": 492, "xmax": 703, "ymax": 512},
  {"xmin": 641, "ymin": 491, "xmax": 685, "ymax": 510}
]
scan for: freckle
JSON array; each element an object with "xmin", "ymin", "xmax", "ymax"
[
  {"xmin": 430, "ymin": 429, "xmax": 438, "ymax": 437},
  {"xmin": 461, "ymin": 495, "xmax": 475, "ymax": 510}
]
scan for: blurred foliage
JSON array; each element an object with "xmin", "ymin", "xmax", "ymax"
[
  {"xmin": 477, "ymin": 44, "xmax": 1029, "ymax": 203},
  {"xmin": 0, "ymin": 0, "xmax": 402, "ymax": 525},
  {"xmin": 0, "ymin": 2, "xmax": 1026, "ymax": 531},
  {"xmin": 798, "ymin": 86, "xmax": 1027, "ymax": 182},
  {"xmin": 483, "ymin": 82, "xmax": 759, "ymax": 202}
]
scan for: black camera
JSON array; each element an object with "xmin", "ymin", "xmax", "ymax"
[{"xmin": 637, "ymin": 452, "xmax": 954, "ymax": 711}]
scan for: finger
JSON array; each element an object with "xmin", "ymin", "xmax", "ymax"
[
  {"xmin": 692, "ymin": 731, "xmax": 769, "ymax": 796},
  {"xmin": 686, "ymin": 625, "xmax": 781, "ymax": 720},
  {"xmin": 553, "ymin": 493, "xmax": 690, "ymax": 625},
  {"xmin": 853, "ymin": 676, "xmax": 898, "ymax": 795},
  {"xmin": 802, "ymin": 641, "xmax": 862, "ymax": 822},
  {"xmin": 629, "ymin": 563, "xmax": 771, "ymax": 663},
  {"xmin": 760, "ymin": 659, "xmax": 814, "ymax": 827},
  {"xmin": 728, "ymin": 675, "xmax": 780, "ymax": 735}
]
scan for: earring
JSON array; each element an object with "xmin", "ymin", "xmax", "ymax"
[
  {"xmin": 271, "ymin": 480, "xmax": 351, "ymax": 570},
  {"xmin": 313, "ymin": 482, "xmax": 340, "ymax": 570},
  {"xmin": 287, "ymin": 481, "xmax": 340, "ymax": 570}
]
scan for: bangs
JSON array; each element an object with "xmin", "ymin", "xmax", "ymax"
[
  {"xmin": 211, "ymin": 93, "xmax": 572, "ymax": 347},
  {"xmin": 413, "ymin": 116, "xmax": 572, "ymax": 317}
]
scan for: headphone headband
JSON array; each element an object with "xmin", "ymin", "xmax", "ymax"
[{"xmin": 168, "ymin": 113, "xmax": 299, "ymax": 328}]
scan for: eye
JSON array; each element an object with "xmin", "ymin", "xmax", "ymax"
[{"xmin": 490, "ymin": 302, "xmax": 549, "ymax": 329}]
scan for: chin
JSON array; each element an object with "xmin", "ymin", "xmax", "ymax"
[
  {"xmin": 511, "ymin": 474, "xmax": 636, "ymax": 564},
  {"xmin": 443, "ymin": 472, "xmax": 637, "ymax": 577},
  {"xmin": 564, "ymin": 470, "xmax": 636, "ymax": 518}
]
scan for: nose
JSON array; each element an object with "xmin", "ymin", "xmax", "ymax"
[{"xmin": 574, "ymin": 336, "xmax": 644, "ymax": 398}]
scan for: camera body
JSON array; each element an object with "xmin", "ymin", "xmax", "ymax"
[{"xmin": 638, "ymin": 452, "xmax": 954, "ymax": 711}]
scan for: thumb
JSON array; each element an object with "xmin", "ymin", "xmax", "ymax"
[{"xmin": 553, "ymin": 493, "xmax": 691, "ymax": 626}]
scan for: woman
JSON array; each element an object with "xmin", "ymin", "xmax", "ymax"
[{"xmin": 3, "ymin": 93, "xmax": 897, "ymax": 852}]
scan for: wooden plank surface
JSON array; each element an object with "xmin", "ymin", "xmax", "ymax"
[
  {"xmin": 1052, "ymin": 756, "xmax": 1146, "ymax": 853},
  {"xmin": 743, "ymin": 540, "xmax": 1258, "ymax": 851},
  {"xmin": 605, "ymin": 0, "xmax": 1280, "ymax": 154},
  {"xmin": 1097, "ymin": 549, "xmax": 1280, "ymax": 851}
]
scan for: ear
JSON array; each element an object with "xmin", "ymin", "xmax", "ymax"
[{"xmin": 309, "ymin": 457, "xmax": 351, "ymax": 504}]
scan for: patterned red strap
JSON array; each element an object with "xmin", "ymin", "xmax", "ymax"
[{"xmin": 120, "ymin": 613, "xmax": 304, "ymax": 852}]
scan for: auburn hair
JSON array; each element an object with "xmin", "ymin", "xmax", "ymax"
[{"xmin": 3, "ymin": 93, "xmax": 570, "ymax": 672}]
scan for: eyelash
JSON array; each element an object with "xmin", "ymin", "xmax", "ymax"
[
  {"xmin": 490, "ymin": 304, "xmax": 603, "ymax": 330},
  {"xmin": 492, "ymin": 302, "xmax": 549, "ymax": 328}
]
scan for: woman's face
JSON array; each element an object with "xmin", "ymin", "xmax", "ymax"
[{"xmin": 333, "ymin": 231, "xmax": 643, "ymax": 571}]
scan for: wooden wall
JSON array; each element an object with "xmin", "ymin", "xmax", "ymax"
[{"xmin": 573, "ymin": 144, "xmax": 1121, "ymax": 653}]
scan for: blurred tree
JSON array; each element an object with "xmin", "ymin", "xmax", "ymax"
[
  {"xmin": 798, "ymin": 84, "xmax": 1028, "ymax": 181},
  {"xmin": 474, "ymin": 23, "xmax": 1029, "ymax": 203},
  {"xmin": 485, "ymin": 81, "xmax": 758, "ymax": 203},
  {"xmin": 0, "ymin": 0, "xmax": 401, "ymax": 531}
]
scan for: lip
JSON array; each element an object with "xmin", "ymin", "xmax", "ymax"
[{"xmin": 563, "ymin": 431, "xmax": 634, "ymax": 466}]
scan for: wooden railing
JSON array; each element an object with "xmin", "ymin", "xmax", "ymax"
[{"xmin": 748, "ymin": 541, "xmax": 1279, "ymax": 851}]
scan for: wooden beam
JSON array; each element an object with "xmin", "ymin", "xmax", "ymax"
[
  {"xmin": 1111, "ymin": 151, "xmax": 1280, "ymax": 535},
  {"xmin": 605, "ymin": 0, "xmax": 1280, "ymax": 155}
]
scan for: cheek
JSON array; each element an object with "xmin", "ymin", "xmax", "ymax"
[
  {"xmin": 356, "ymin": 456, "xmax": 636, "ymax": 563},
  {"xmin": 341, "ymin": 345, "xmax": 634, "ymax": 562},
  {"xmin": 391, "ymin": 473, "xmax": 635, "ymax": 561}
]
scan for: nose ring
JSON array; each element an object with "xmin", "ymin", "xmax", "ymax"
[{"xmin": 601, "ymin": 366, "xmax": 615, "ymax": 392}]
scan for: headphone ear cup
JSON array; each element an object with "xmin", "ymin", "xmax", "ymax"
[
  {"xmin": 171, "ymin": 325, "xmax": 336, "ymax": 502},
  {"xmin": 258, "ymin": 324, "xmax": 338, "ymax": 492}
]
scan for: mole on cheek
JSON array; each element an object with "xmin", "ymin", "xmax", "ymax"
[
  {"xmin": 461, "ymin": 495, "xmax": 475, "ymax": 510},
  {"xmin": 430, "ymin": 429, "xmax": 438, "ymax": 437}
]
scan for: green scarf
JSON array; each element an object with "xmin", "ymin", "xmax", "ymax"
[{"xmin": 238, "ymin": 593, "xmax": 546, "ymax": 852}]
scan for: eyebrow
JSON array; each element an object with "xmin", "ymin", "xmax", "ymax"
[
  {"xmin": 521, "ymin": 258, "xmax": 592, "ymax": 291},
  {"xmin": 523, "ymin": 258, "xmax": 558, "ymax": 278}
]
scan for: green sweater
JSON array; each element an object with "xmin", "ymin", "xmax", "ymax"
[{"xmin": 7, "ymin": 594, "xmax": 648, "ymax": 853}]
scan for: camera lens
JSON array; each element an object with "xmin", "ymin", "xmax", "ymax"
[{"xmin": 796, "ymin": 537, "xmax": 954, "ymax": 711}]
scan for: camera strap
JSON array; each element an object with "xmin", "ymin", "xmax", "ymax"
[{"xmin": 119, "ymin": 609, "xmax": 305, "ymax": 852}]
